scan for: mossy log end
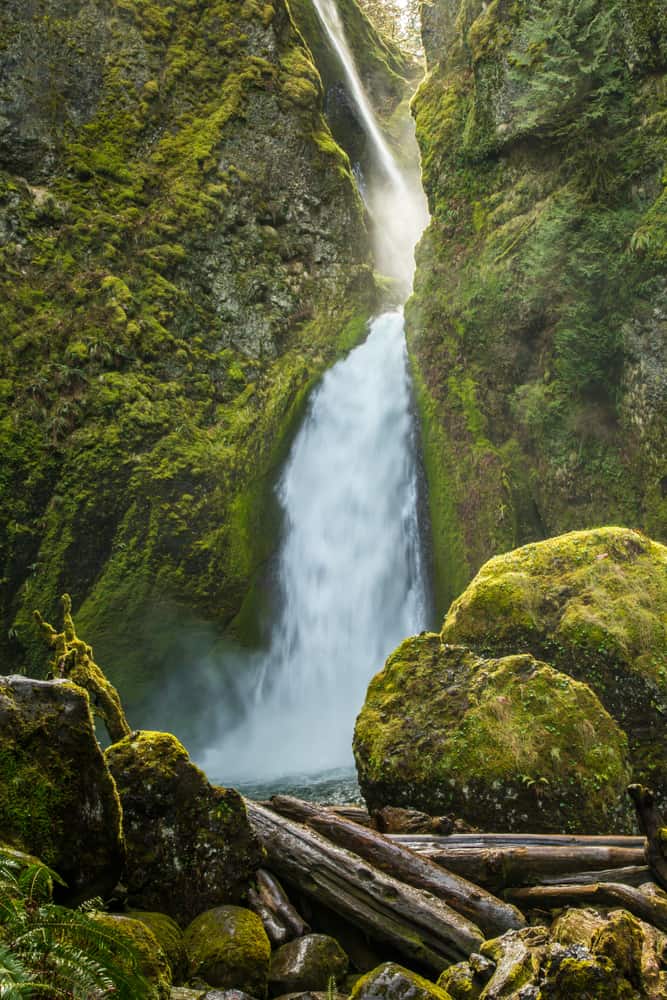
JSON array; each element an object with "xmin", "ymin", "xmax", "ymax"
[{"xmin": 34, "ymin": 594, "xmax": 130, "ymax": 744}]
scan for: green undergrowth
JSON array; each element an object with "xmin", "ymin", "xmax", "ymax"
[{"xmin": 408, "ymin": 0, "xmax": 667, "ymax": 614}]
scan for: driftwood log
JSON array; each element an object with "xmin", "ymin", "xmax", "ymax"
[
  {"xmin": 267, "ymin": 795, "xmax": 525, "ymax": 937},
  {"xmin": 506, "ymin": 882, "xmax": 667, "ymax": 934},
  {"xmin": 388, "ymin": 842, "xmax": 647, "ymax": 892},
  {"xmin": 247, "ymin": 868, "xmax": 310, "ymax": 945},
  {"xmin": 245, "ymin": 799, "xmax": 485, "ymax": 971},
  {"xmin": 628, "ymin": 784, "xmax": 667, "ymax": 892}
]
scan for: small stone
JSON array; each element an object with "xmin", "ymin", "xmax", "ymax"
[{"xmin": 351, "ymin": 963, "xmax": 453, "ymax": 1000}]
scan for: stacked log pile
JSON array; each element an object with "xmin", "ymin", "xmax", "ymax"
[{"xmin": 245, "ymin": 785, "xmax": 667, "ymax": 975}]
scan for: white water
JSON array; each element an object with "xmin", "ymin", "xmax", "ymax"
[{"xmin": 196, "ymin": 0, "xmax": 430, "ymax": 787}]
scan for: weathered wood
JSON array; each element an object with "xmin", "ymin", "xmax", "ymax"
[
  {"xmin": 506, "ymin": 882, "xmax": 667, "ymax": 934},
  {"xmin": 373, "ymin": 806, "xmax": 454, "ymax": 835},
  {"xmin": 328, "ymin": 805, "xmax": 372, "ymax": 827},
  {"xmin": 245, "ymin": 799, "xmax": 485, "ymax": 971},
  {"xmin": 255, "ymin": 868, "xmax": 310, "ymax": 939},
  {"xmin": 267, "ymin": 795, "xmax": 525, "ymax": 937},
  {"xmin": 391, "ymin": 833, "xmax": 646, "ymax": 850},
  {"xmin": 539, "ymin": 865, "xmax": 652, "ymax": 888},
  {"xmin": 388, "ymin": 843, "xmax": 646, "ymax": 892},
  {"xmin": 628, "ymin": 784, "xmax": 667, "ymax": 892},
  {"xmin": 247, "ymin": 885, "xmax": 290, "ymax": 946}
]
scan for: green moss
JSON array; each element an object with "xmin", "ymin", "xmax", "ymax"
[
  {"xmin": 351, "ymin": 963, "xmax": 453, "ymax": 1000},
  {"xmin": 408, "ymin": 0, "xmax": 667, "ymax": 596},
  {"xmin": 354, "ymin": 636, "xmax": 632, "ymax": 832},
  {"xmin": 183, "ymin": 905, "xmax": 271, "ymax": 996},
  {"xmin": 442, "ymin": 527, "xmax": 667, "ymax": 803},
  {"xmin": 91, "ymin": 913, "xmax": 172, "ymax": 1000},
  {"xmin": 128, "ymin": 911, "xmax": 187, "ymax": 982}
]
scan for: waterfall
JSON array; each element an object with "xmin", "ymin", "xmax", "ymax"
[{"xmin": 197, "ymin": 0, "xmax": 430, "ymax": 788}]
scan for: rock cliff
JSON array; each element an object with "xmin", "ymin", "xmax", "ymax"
[
  {"xmin": 0, "ymin": 0, "xmax": 375, "ymax": 701},
  {"xmin": 408, "ymin": 0, "xmax": 667, "ymax": 612}
]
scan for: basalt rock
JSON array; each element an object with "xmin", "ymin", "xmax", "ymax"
[
  {"xmin": 105, "ymin": 731, "xmax": 263, "ymax": 926},
  {"xmin": 353, "ymin": 638, "xmax": 633, "ymax": 832},
  {"xmin": 351, "ymin": 962, "xmax": 453, "ymax": 1000},
  {"xmin": 0, "ymin": 674, "xmax": 124, "ymax": 903}
]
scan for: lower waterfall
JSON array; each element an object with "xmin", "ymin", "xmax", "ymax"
[{"xmin": 199, "ymin": 311, "xmax": 430, "ymax": 786}]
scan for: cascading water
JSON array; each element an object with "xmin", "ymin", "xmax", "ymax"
[{"xmin": 198, "ymin": 0, "xmax": 430, "ymax": 792}]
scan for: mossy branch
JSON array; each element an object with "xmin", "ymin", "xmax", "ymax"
[{"xmin": 34, "ymin": 595, "xmax": 130, "ymax": 744}]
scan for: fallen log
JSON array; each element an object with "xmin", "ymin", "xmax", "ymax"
[
  {"xmin": 386, "ymin": 843, "xmax": 646, "ymax": 892},
  {"xmin": 539, "ymin": 866, "xmax": 652, "ymax": 888},
  {"xmin": 628, "ymin": 785, "xmax": 667, "ymax": 892},
  {"xmin": 255, "ymin": 868, "xmax": 310, "ymax": 939},
  {"xmin": 506, "ymin": 882, "xmax": 667, "ymax": 934},
  {"xmin": 391, "ymin": 833, "xmax": 646, "ymax": 849},
  {"xmin": 245, "ymin": 799, "xmax": 484, "ymax": 972},
  {"xmin": 267, "ymin": 795, "xmax": 524, "ymax": 937},
  {"xmin": 247, "ymin": 885, "xmax": 290, "ymax": 946}
]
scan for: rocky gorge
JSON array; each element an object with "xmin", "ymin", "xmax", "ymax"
[{"xmin": 1, "ymin": 0, "xmax": 667, "ymax": 995}]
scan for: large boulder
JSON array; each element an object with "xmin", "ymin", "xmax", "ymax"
[
  {"xmin": 353, "ymin": 639, "xmax": 633, "ymax": 832},
  {"xmin": 0, "ymin": 675, "xmax": 124, "ymax": 902},
  {"xmin": 183, "ymin": 905, "xmax": 271, "ymax": 996},
  {"xmin": 129, "ymin": 910, "xmax": 187, "ymax": 983},
  {"xmin": 105, "ymin": 731, "xmax": 263, "ymax": 926},
  {"xmin": 442, "ymin": 527, "xmax": 667, "ymax": 803},
  {"xmin": 269, "ymin": 934, "xmax": 349, "ymax": 996}
]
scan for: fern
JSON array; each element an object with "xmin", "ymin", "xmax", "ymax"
[{"xmin": 0, "ymin": 854, "xmax": 151, "ymax": 999}]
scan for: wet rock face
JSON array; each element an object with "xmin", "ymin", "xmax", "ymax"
[
  {"xmin": 269, "ymin": 934, "xmax": 349, "ymax": 995},
  {"xmin": 350, "ymin": 962, "xmax": 453, "ymax": 1000},
  {"xmin": 353, "ymin": 638, "xmax": 633, "ymax": 833},
  {"xmin": 441, "ymin": 527, "xmax": 667, "ymax": 805},
  {"xmin": 183, "ymin": 905, "xmax": 271, "ymax": 996},
  {"xmin": 0, "ymin": 675, "xmax": 124, "ymax": 903},
  {"xmin": 105, "ymin": 731, "xmax": 263, "ymax": 926}
]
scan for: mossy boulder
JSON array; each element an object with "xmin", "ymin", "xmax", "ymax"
[
  {"xmin": 105, "ymin": 731, "xmax": 263, "ymax": 926},
  {"xmin": 269, "ymin": 934, "xmax": 349, "ymax": 995},
  {"xmin": 183, "ymin": 905, "xmax": 271, "ymax": 995},
  {"xmin": 129, "ymin": 910, "xmax": 187, "ymax": 983},
  {"xmin": 90, "ymin": 912, "xmax": 172, "ymax": 1000},
  {"xmin": 0, "ymin": 675, "xmax": 124, "ymax": 903},
  {"xmin": 442, "ymin": 527, "xmax": 667, "ymax": 804},
  {"xmin": 353, "ymin": 638, "xmax": 633, "ymax": 832},
  {"xmin": 350, "ymin": 963, "xmax": 453, "ymax": 1000}
]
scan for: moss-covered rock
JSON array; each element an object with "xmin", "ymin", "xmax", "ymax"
[
  {"xmin": 269, "ymin": 934, "xmax": 349, "ymax": 996},
  {"xmin": 350, "ymin": 962, "xmax": 453, "ymax": 1000},
  {"xmin": 0, "ymin": 674, "xmax": 124, "ymax": 903},
  {"xmin": 407, "ymin": 0, "xmax": 667, "ymax": 615},
  {"xmin": 183, "ymin": 905, "xmax": 271, "ymax": 995},
  {"xmin": 129, "ymin": 910, "xmax": 188, "ymax": 983},
  {"xmin": 0, "ymin": 0, "xmax": 376, "ymax": 704},
  {"xmin": 90, "ymin": 912, "xmax": 172, "ymax": 1000},
  {"xmin": 441, "ymin": 527, "xmax": 667, "ymax": 804},
  {"xmin": 353, "ymin": 637, "xmax": 633, "ymax": 831},
  {"xmin": 105, "ymin": 731, "xmax": 262, "ymax": 926}
]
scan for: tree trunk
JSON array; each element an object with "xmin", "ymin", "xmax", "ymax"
[{"xmin": 628, "ymin": 785, "xmax": 667, "ymax": 892}]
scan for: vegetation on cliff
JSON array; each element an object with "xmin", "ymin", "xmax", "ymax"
[
  {"xmin": 0, "ymin": 0, "xmax": 375, "ymax": 704},
  {"xmin": 408, "ymin": 0, "xmax": 667, "ymax": 612}
]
